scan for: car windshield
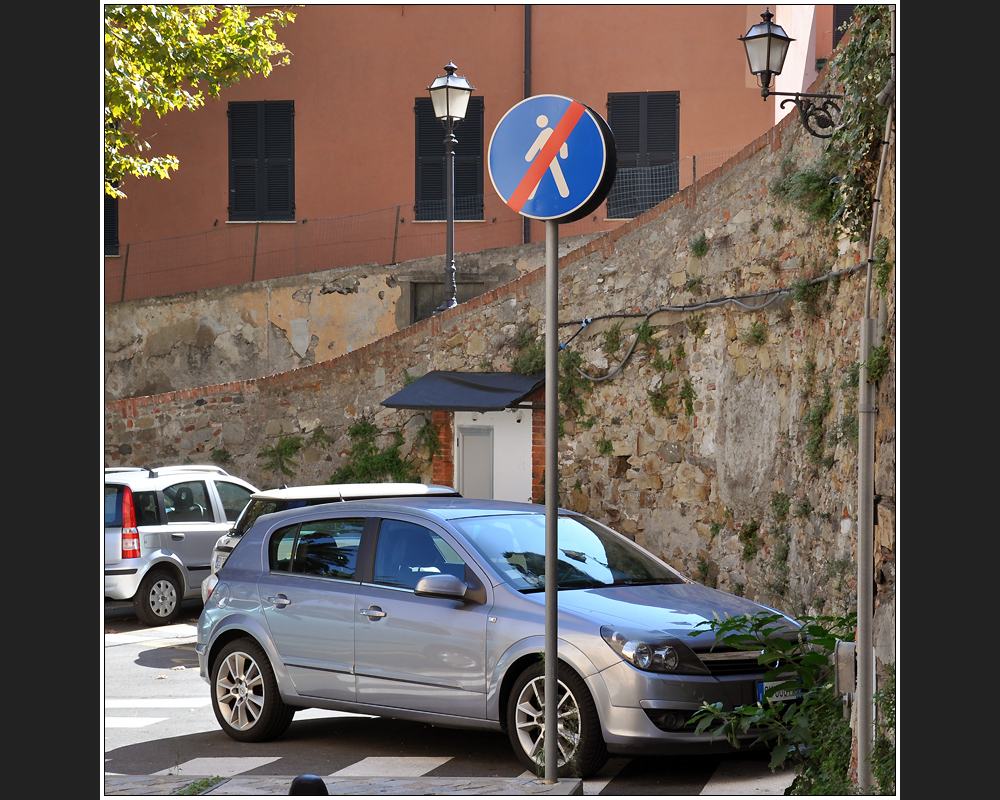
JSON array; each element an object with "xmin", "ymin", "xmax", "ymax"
[{"xmin": 453, "ymin": 513, "xmax": 684, "ymax": 592}]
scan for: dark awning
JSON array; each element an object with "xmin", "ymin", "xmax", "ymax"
[{"xmin": 381, "ymin": 371, "xmax": 544, "ymax": 412}]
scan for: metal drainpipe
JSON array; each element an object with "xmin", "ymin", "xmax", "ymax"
[{"xmin": 856, "ymin": 6, "xmax": 895, "ymax": 792}]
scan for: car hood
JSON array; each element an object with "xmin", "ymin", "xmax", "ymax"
[{"xmin": 556, "ymin": 582, "xmax": 798, "ymax": 642}]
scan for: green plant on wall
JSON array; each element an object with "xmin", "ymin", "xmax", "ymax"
[
  {"xmin": 689, "ymin": 232, "xmax": 709, "ymax": 257},
  {"xmin": 601, "ymin": 322, "xmax": 624, "ymax": 356},
  {"xmin": 828, "ymin": 5, "xmax": 893, "ymax": 242},
  {"xmin": 741, "ymin": 320, "xmax": 768, "ymax": 345},
  {"xmin": 873, "ymin": 235, "xmax": 893, "ymax": 295},
  {"xmin": 862, "ymin": 342, "xmax": 890, "ymax": 384},
  {"xmin": 647, "ymin": 385, "xmax": 674, "ymax": 417},
  {"xmin": 738, "ymin": 518, "xmax": 760, "ymax": 560},
  {"xmin": 791, "ymin": 278, "xmax": 827, "ymax": 317},
  {"xmin": 259, "ymin": 427, "xmax": 303, "ymax": 477},
  {"xmin": 678, "ymin": 379, "xmax": 697, "ymax": 417},
  {"xmin": 770, "ymin": 158, "xmax": 841, "ymax": 225},
  {"xmin": 329, "ymin": 419, "xmax": 418, "ymax": 484},
  {"xmin": 510, "ymin": 327, "xmax": 545, "ymax": 375},
  {"xmin": 210, "ymin": 447, "xmax": 232, "ymax": 464},
  {"xmin": 804, "ymin": 377, "xmax": 834, "ymax": 468},
  {"xmin": 559, "ymin": 349, "xmax": 591, "ymax": 417},
  {"xmin": 415, "ymin": 421, "xmax": 442, "ymax": 459},
  {"xmin": 597, "ymin": 437, "xmax": 614, "ymax": 457},
  {"xmin": 770, "ymin": 491, "xmax": 790, "ymax": 523},
  {"xmin": 687, "ymin": 312, "xmax": 707, "ymax": 340}
]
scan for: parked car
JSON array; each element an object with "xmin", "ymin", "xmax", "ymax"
[
  {"xmin": 205, "ymin": 482, "xmax": 461, "ymax": 581},
  {"xmin": 104, "ymin": 465, "xmax": 258, "ymax": 625},
  {"xmin": 197, "ymin": 497, "xmax": 800, "ymax": 777}
]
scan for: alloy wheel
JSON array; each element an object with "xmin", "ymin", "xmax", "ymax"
[
  {"xmin": 215, "ymin": 650, "xmax": 265, "ymax": 730},
  {"xmin": 513, "ymin": 675, "xmax": 581, "ymax": 769}
]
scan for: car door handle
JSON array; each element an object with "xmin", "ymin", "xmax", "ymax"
[
  {"xmin": 267, "ymin": 594, "xmax": 291, "ymax": 608},
  {"xmin": 360, "ymin": 607, "xmax": 386, "ymax": 619},
  {"xmin": 171, "ymin": 532, "xmax": 185, "ymax": 540}
]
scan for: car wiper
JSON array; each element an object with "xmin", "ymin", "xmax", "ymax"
[{"xmin": 612, "ymin": 578, "xmax": 668, "ymax": 587}]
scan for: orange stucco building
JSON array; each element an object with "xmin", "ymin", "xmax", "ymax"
[{"xmin": 105, "ymin": 5, "xmax": 848, "ymax": 303}]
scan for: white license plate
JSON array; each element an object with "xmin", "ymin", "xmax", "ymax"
[
  {"xmin": 756, "ymin": 680, "xmax": 801, "ymax": 702},
  {"xmin": 213, "ymin": 553, "xmax": 227, "ymax": 572}
]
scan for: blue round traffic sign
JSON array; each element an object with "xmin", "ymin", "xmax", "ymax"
[{"xmin": 488, "ymin": 95, "xmax": 616, "ymax": 223}]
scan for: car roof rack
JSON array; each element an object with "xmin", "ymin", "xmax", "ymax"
[
  {"xmin": 104, "ymin": 467, "xmax": 146, "ymax": 473},
  {"xmin": 146, "ymin": 465, "xmax": 231, "ymax": 478}
]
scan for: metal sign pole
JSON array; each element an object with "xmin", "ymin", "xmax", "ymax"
[{"xmin": 544, "ymin": 218, "xmax": 559, "ymax": 784}]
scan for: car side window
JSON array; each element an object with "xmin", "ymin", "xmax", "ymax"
[
  {"xmin": 215, "ymin": 481, "xmax": 254, "ymax": 522},
  {"xmin": 373, "ymin": 520, "xmax": 466, "ymax": 590},
  {"xmin": 269, "ymin": 524, "xmax": 298, "ymax": 572},
  {"xmin": 163, "ymin": 480, "xmax": 211, "ymax": 522},
  {"xmin": 267, "ymin": 519, "xmax": 364, "ymax": 581},
  {"xmin": 291, "ymin": 518, "xmax": 364, "ymax": 581}
]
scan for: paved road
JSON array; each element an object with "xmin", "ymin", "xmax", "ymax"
[{"xmin": 104, "ymin": 608, "xmax": 795, "ymax": 795}]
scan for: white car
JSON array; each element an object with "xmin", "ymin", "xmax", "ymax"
[
  {"xmin": 104, "ymin": 465, "xmax": 258, "ymax": 625},
  {"xmin": 203, "ymin": 483, "xmax": 461, "ymax": 599}
]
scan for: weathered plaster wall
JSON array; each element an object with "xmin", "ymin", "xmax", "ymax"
[
  {"xmin": 105, "ymin": 102, "xmax": 895, "ymax": 671},
  {"xmin": 104, "ymin": 236, "xmax": 597, "ymax": 400}
]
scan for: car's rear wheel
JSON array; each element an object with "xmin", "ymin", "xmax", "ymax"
[
  {"xmin": 506, "ymin": 660, "xmax": 608, "ymax": 778},
  {"xmin": 211, "ymin": 638, "xmax": 294, "ymax": 742},
  {"xmin": 134, "ymin": 569, "xmax": 182, "ymax": 626}
]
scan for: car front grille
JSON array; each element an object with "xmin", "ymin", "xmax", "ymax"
[{"xmin": 696, "ymin": 648, "xmax": 771, "ymax": 676}]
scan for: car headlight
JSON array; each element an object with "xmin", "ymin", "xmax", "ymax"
[{"xmin": 601, "ymin": 625, "xmax": 710, "ymax": 675}]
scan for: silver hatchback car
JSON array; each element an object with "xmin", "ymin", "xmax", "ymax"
[
  {"xmin": 197, "ymin": 497, "xmax": 799, "ymax": 777},
  {"xmin": 105, "ymin": 466, "xmax": 257, "ymax": 625}
]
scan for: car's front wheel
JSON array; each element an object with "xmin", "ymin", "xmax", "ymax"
[
  {"xmin": 506, "ymin": 660, "xmax": 608, "ymax": 778},
  {"xmin": 134, "ymin": 569, "xmax": 182, "ymax": 626},
  {"xmin": 211, "ymin": 638, "xmax": 294, "ymax": 742}
]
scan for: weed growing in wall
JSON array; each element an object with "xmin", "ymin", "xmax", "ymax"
[
  {"xmin": 741, "ymin": 320, "xmax": 768, "ymax": 345},
  {"xmin": 601, "ymin": 322, "xmax": 624, "ymax": 356},
  {"xmin": 738, "ymin": 518, "xmax": 761, "ymax": 560},
  {"xmin": 690, "ymin": 232, "xmax": 709, "ymax": 258},
  {"xmin": 211, "ymin": 447, "xmax": 232, "ymax": 464},
  {"xmin": 791, "ymin": 278, "xmax": 828, "ymax": 316},
  {"xmin": 328, "ymin": 420, "xmax": 418, "ymax": 484},
  {"xmin": 687, "ymin": 313, "xmax": 707, "ymax": 340},
  {"xmin": 259, "ymin": 428, "xmax": 303, "ymax": 477},
  {"xmin": 679, "ymin": 379, "xmax": 697, "ymax": 417}
]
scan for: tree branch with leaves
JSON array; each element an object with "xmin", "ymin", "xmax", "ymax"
[{"xmin": 104, "ymin": 4, "xmax": 295, "ymax": 198}]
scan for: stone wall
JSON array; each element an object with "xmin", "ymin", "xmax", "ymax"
[{"xmin": 105, "ymin": 103, "xmax": 895, "ymax": 670}]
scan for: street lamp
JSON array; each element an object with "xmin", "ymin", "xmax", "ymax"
[
  {"xmin": 428, "ymin": 61, "xmax": 475, "ymax": 314},
  {"xmin": 740, "ymin": 9, "xmax": 843, "ymax": 138}
]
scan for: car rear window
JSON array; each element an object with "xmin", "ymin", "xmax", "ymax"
[
  {"xmin": 105, "ymin": 485, "xmax": 124, "ymax": 527},
  {"xmin": 105, "ymin": 486, "xmax": 159, "ymax": 527}
]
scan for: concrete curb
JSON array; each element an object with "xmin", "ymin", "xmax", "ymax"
[{"xmin": 103, "ymin": 774, "xmax": 584, "ymax": 796}]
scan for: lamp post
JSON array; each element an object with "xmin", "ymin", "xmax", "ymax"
[
  {"xmin": 740, "ymin": 9, "xmax": 843, "ymax": 138},
  {"xmin": 428, "ymin": 61, "xmax": 475, "ymax": 314}
]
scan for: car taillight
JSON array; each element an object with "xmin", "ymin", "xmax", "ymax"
[{"xmin": 121, "ymin": 487, "xmax": 141, "ymax": 559}]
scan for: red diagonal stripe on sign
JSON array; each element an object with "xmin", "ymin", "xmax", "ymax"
[{"xmin": 506, "ymin": 101, "xmax": 587, "ymax": 213}]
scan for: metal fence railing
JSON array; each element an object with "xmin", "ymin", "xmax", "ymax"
[{"xmin": 104, "ymin": 146, "xmax": 743, "ymax": 304}]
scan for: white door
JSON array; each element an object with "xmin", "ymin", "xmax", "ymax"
[{"xmin": 454, "ymin": 409, "xmax": 533, "ymax": 503}]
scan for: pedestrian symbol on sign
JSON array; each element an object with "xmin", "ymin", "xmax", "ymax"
[{"xmin": 526, "ymin": 115, "xmax": 570, "ymax": 199}]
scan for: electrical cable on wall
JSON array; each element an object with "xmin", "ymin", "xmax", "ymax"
[{"xmin": 556, "ymin": 261, "xmax": 869, "ymax": 382}]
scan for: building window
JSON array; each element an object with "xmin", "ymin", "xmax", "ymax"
[
  {"xmin": 228, "ymin": 100, "xmax": 295, "ymax": 221},
  {"xmin": 414, "ymin": 96, "xmax": 484, "ymax": 221},
  {"xmin": 104, "ymin": 188, "xmax": 119, "ymax": 256},
  {"xmin": 605, "ymin": 91, "xmax": 679, "ymax": 219},
  {"xmin": 833, "ymin": 5, "xmax": 857, "ymax": 48}
]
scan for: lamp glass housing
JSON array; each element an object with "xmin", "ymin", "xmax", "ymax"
[
  {"xmin": 428, "ymin": 73, "xmax": 474, "ymax": 123},
  {"xmin": 741, "ymin": 12, "xmax": 793, "ymax": 82}
]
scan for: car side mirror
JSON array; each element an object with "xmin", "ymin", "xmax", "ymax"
[{"xmin": 414, "ymin": 574, "xmax": 471, "ymax": 601}]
